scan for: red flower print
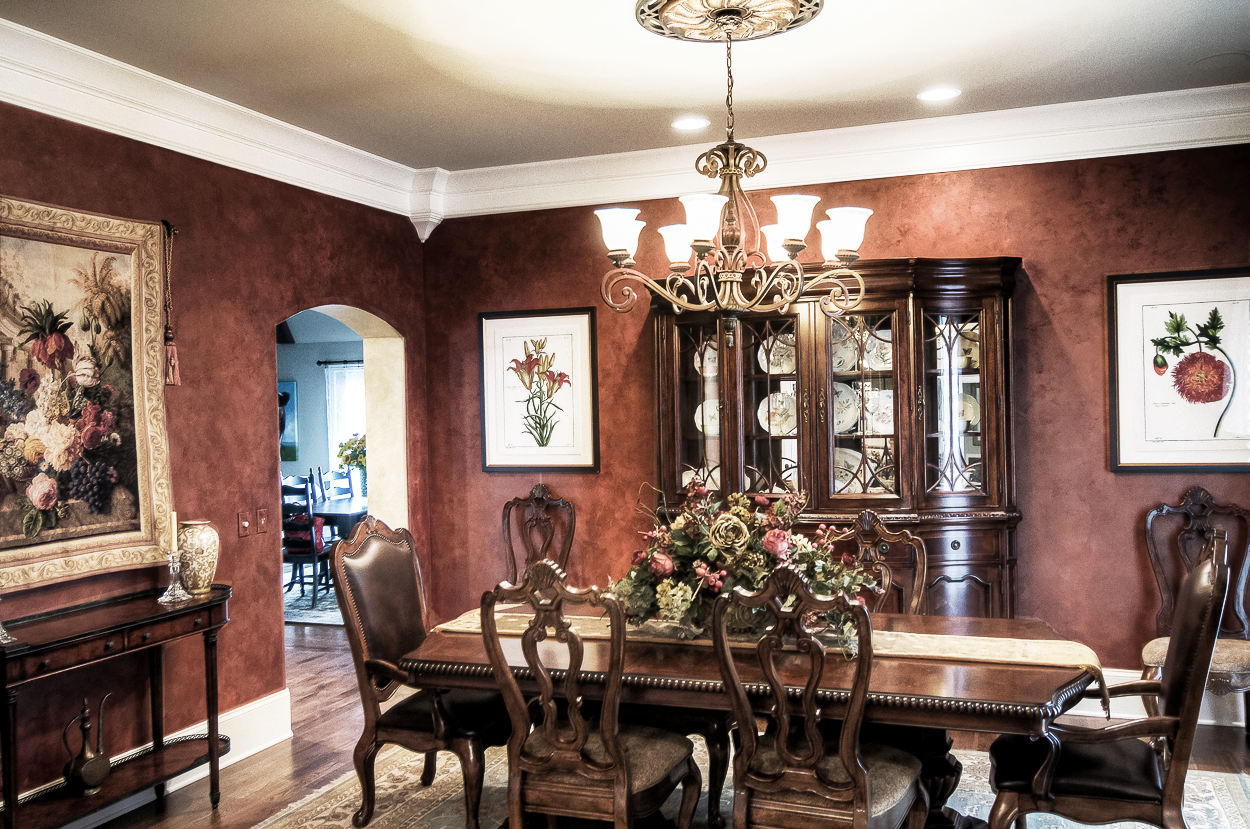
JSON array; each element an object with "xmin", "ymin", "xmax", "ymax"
[{"xmin": 1172, "ymin": 351, "xmax": 1230, "ymax": 404}]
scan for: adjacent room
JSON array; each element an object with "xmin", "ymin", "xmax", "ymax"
[{"xmin": 0, "ymin": 2, "xmax": 1247, "ymax": 829}]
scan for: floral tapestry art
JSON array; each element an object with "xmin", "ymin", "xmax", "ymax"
[
  {"xmin": 1151, "ymin": 307, "xmax": 1238, "ymax": 436},
  {"xmin": 506, "ymin": 338, "xmax": 571, "ymax": 447}
]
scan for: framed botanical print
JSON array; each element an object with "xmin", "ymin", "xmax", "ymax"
[
  {"xmin": 1108, "ymin": 266, "xmax": 1249, "ymax": 471},
  {"xmin": 0, "ymin": 195, "xmax": 174, "ymax": 589},
  {"xmin": 479, "ymin": 308, "xmax": 600, "ymax": 473}
]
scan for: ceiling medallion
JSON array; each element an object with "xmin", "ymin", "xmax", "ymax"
[
  {"xmin": 635, "ymin": 0, "xmax": 823, "ymax": 42},
  {"xmin": 597, "ymin": 0, "xmax": 869, "ymax": 343}
]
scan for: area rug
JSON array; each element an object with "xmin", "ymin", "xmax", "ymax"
[
  {"xmin": 252, "ymin": 743, "xmax": 1250, "ymax": 829},
  {"xmin": 282, "ymin": 584, "xmax": 343, "ymax": 625}
]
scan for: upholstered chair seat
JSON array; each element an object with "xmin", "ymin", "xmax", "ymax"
[
  {"xmin": 524, "ymin": 724, "xmax": 695, "ymax": 793},
  {"xmin": 748, "ymin": 741, "xmax": 923, "ymax": 816},
  {"xmin": 381, "ymin": 688, "xmax": 511, "ymax": 743},
  {"xmin": 1142, "ymin": 636, "xmax": 1250, "ymax": 675},
  {"xmin": 989, "ymin": 732, "xmax": 1164, "ymax": 802}
]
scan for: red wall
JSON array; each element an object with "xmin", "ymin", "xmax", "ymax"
[
  {"xmin": 2, "ymin": 96, "xmax": 1248, "ymax": 789},
  {"xmin": 0, "ymin": 101, "xmax": 429, "ymax": 788},
  {"xmin": 422, "ymin": 144, "xmax": 1250, "ymax": 672}
]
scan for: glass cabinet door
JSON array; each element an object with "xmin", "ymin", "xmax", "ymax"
[
  {"xmin": 737, "ymin": 317, "xmax": 801, "ymax": 496},
  {"xmin": 814, "ymin": 306, "xmax": 904, "ymax": 507},
  {"xmin": 674, "ymin": 321, "xmax": 723, "ymax": 492},
  {"xmin": 922, "ymin": 310, "xmax": 985, "ymax": 496}
]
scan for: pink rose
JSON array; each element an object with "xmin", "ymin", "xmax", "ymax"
[
  {"xmin": 81, "ymin": 424, "xmax": 106, "ymax": 451},
  {"xmin": 649, "ymin": 550, "xmax": 674, "ymax": 578},
  {"xmin": 26, "ymin": 473, "xmax": 58, "ymax": 511},
  {"xmin": 842, "ymin": 552, "xmax": 857, "ymax": 568},
  {"xmin": 18, "ymin": 368, "xmax": 39, "ymax": 396},
  {"xmin": 754, "ymin": 495, "xmax": 770, "ymax": 506},
  {"xmin": 631, "ymin": 549, "xmax": 648, "ymax": 566},
  {"xmin": 763, "ymin": 529, "xmax": 791, "ymax": 561}
]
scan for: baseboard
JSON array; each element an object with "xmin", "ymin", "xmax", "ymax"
[
  {"xmin": 51, "ymin": 689, "xmax": 293, "ymax": 829},
  {"xmin": 1062, "ymin": 667, "xmax": 1242, "ymax": 727}
]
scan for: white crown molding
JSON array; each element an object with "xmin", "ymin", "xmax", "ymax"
[{"xmin": 1, "ymin": 18, "xmax": 1247, "ymax": 231}]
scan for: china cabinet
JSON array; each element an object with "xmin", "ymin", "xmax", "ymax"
[{"xmin": 654, "ymin": 257, "xmax": 1022, "ymax": 618}]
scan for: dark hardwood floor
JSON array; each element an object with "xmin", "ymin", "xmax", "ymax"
[{"xmin": 99, "ymin": 624, "xmax": 1250, "ymax": 829}]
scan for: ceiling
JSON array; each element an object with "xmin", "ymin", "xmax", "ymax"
[{"xmin": 1, "ymin": 0, "xmax": 1248, "ymax": 173}]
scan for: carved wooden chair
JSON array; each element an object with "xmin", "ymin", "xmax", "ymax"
[
  {"xmin": 333, "ymin": 516, "xmax": 511, "ymax": 829},
  {"xmin": 712, "ymin": 564, "xmax": 929, "ymax": 829},
  {"xmin": 1141, "ymin": 486, "xmax": 1250, "ymax": 736},
  {"xmin": 823, "ymin": 510, "xmax": 928, "ymax": 614},
  {"xmin": 988, "ymin": 530, "xmax": 1230, "ymax": 829},
  {"xmin": 501, "ymin": 483, "xmax": 576, "ymax": 583},
  {"xmin": 482, "ymin": 559, "xmax": 702, "ymax": 829},
  {"xmin": 281, "ymin": 478, "xmax": 330, "ymax": 607},
  {"xmin": 502, "ymin": 484, "xmax": 732, "ymax": 828}
]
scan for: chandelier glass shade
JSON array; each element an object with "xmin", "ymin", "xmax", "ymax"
[{"xmin": 597, "ymin": 0, "xmax": 870, "ymax": 332}]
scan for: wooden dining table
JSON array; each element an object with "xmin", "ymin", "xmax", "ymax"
[
  {"xmin": 400, "ymin": 611, "xmax": 1098, "ymax": 829},
  {"xmin": 310, "ymin": 495, "xmax": 368, "ymax": 538}
]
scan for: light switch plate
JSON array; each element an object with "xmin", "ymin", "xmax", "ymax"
[{"xmin": 256, "ymin": 508, "xmax": 269, "ymax": 533}]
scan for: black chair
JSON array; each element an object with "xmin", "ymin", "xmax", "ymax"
[
  {"xmin": 319, "ymin": 466, "xmax": 354, "ymax": 501},
  {"xmin": 1141, "ymin": 486, "xmax": 1250, "ymax": 736},
  {"xmin": 712, "ymin": 564, "xmax": 929, "ymax": 829},
  {"xmin": 987, "ymin": 529, "xmax": 1230, "ymax": 829},
  {"xmin": 482, "ymin": 559, "xmax": 702, "ymax": 829},
  {"xmin": 281, "ymin": 478, "xmax": 330, "ymax": 607},
  {"xmin": 334, "ymin": 517, "xmax": 510, "ymax": 829}
]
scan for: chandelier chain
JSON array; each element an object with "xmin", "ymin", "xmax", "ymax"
[{"xmin": 724, "ymin": 32, "xmax": 734, "ymax": 141}]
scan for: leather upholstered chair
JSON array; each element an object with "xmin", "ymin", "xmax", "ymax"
[
  {"xmin": 1141, "ymin": 486, "xmax": 1250, "ymax": 735},
  {"xmin": 712, "ymin": 564, "xmax": 929, "ymax": 829},
  {"xmin": 333, "ymin": 516, "xmax": 511, "ymax": 829},
  {"xmin": 820, "ymin": 510, "xmax": 927, "ymax": 614},
  {"xmin": 501, "ymin": 483, "xmax": 575, "ymax": 583},
  {"xmin": 987, "ymin": 530, "xmax": 1231, "ymax": 829},
  {"xmin": 502, "ymin": 484, "xmax": 732, "ymax": 828},
  {"xmin": 482, "ymin": 559, "xmax": 703, "ymax": 829}
]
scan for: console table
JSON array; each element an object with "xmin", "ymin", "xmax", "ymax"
[{"xmin": 0, "ymin": 585, "xmax": 230, "ymax": 829}]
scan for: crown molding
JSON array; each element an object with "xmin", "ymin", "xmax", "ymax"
[{"xmin": 2, "ymin": 18, "xmax": 1247, "ymax": 234}]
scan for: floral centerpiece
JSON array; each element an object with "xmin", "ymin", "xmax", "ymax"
[
  {"xmin": 336, "ymin": 433, "xmax": 366, "ymax": 494},
  {"xmin": 610, "ymin": 479, "xmax": 878, "ymax": 643}
]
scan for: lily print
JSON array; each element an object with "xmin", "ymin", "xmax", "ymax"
[
  {"xmin": 507, "ymin": 338, "xmax": 571, "ymax": 447},
  {"xmin": 1151, "ymin": 307, "xmax": 1238, "ymax": 437}
]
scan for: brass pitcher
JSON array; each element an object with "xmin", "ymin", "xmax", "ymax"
[{"xmin": 62, "ymin": 694, "xmax": 112, "ymax": 795}]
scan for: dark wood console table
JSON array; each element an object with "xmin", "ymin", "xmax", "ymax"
[{"xmin": 0, "ymin": 585, "xmax": 230, "ymax": 829}]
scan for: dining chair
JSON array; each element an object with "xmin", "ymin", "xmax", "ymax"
[
  {"xmin": 319, "ymin": 466, "xmax": 354, "ymax": 501},
  {"xmin": 1141, "ymin": 486, "xmax": 1250, "ymax": 736},
  {"xmin": 712, "ymin": 564, "xmax": 929, "ymax": 829},
  {"xmin": 501, "ymin": 484, "xmax": 732, "ymax": 828},
  {"xmin": 987, "ymin": 529, "xmax": 1230, "ymax": 829},
  {"xmin": 334, "ymin": 516, "xmax": 511, "ymax": 829},
  {"xmin": 822, "ymin": 510, "xmax": 928, "ymax": 614},
  {"xmin": 281, "ymin": 479, "xmax": 331, "ymax": 608},
  {"xmin": 481, "ymin": 559, "xmax": 703, "ymax": 829},
  {"xmin": 501, "ymin": 483, "xmax": 575, "ymax": 583}
]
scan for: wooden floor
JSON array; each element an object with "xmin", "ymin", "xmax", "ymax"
[{"xmin": 100, "ymin": 623, "xmax": 1250, "ymax": 829}]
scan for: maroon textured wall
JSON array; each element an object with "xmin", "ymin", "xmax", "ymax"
[
  {"xmin": 423, "ymin": 144, "xmax": 1250, "ymax": 672},
  {"xmin": 0, "ymin": 101, "xmax": 428, "ymax": 789}
]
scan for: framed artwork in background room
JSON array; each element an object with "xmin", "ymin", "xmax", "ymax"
[
  {"xmin": 1108, "ymin": 266, "xmax": 1249, "ymax": 471},
  {"xmin": 278, "ymin": 381, "xmax": 298, "ymax": 461},
  {"xmin": 479, "ymin": 307, "xmax": 599, "ymax": 473},
  {"xmin": 0, "ymin": 194, "xmax": 175, "ymax": 589}
]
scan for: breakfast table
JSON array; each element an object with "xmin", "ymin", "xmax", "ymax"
[{"xmin": 401, "ymin": 610, "xmax": 1101, "ymax": 829}]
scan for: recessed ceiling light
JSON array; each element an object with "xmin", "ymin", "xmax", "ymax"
[
  {"xmin": 672, "ymin": 116, "xmax": 711, "ymax": 131},
  {"xmin": 918, "ymin": 86, "xmax": 961, "ymax": 102}
]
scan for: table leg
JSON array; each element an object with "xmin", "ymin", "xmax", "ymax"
[
  {"xmin": 149, "ymin": 647, "xmax": 166, "ymax": 798},
  {"xmin": 204, "ymin": 628, "xmax": 221, "ymax": 808},
  {"xmin": 2, "ymin": 688, "xmax": 17, "ymax": 829}
]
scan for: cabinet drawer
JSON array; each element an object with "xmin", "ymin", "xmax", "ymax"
[
  {"xmin": 126, "ymin": 611, "xmax": 211, "ymax": 649},
  {"xmin": 10, "ymin": 634, "xmax": 123, "ymax": 682}
]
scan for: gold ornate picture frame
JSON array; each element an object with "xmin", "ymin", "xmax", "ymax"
[{"xmin": 0, "ymin": 195, "xmax": 172, "ymax": 590}]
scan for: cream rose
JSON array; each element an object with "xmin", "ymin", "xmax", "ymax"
[{"xmin": 709, "ymin": 513, "xmax": 750, "ymax": 554}]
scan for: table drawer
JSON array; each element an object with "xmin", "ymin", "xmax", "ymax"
[
  {"xmin": 10, "ymin": 634, "xmax": 123, "ymax": 682},
  {"xmin": 126, "ymin": 611, "xmax": 212, "ymax": 649}
]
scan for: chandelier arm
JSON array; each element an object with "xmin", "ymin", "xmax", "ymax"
[
  {"xmin": 805, "ymin": 268, "xmax": 867, "ymax": 317},
  {"xmin": 601, "ymin": 266, "xmax": 723, "ymax": 315},
  {"xmin": 752, "ymin": 261, "xmax": 806, "ymax": 309}
]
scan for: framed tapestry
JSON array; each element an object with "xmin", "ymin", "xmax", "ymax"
[
  {"xmin": 0, "ymin": 195, "xmax": 174, "ymax": 589},
  {"xmin": 278, "ymin": 381, "xmax": 298, "ymax": 461},
  {"xmin": 1108, "ymin": 266, "xmax": 1249, "ymax": 472},
  {"xmin": 479, "ymin": 307, "xmax": 600, "ymax": 473}
]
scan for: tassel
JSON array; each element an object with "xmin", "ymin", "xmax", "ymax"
[
  {"xmin": 164, "ymin": 324, "xmax": 181, "ymax": 386},
  {"xmin": 161, "ymin": 221, "xmax": 181, "ymax": 385}
]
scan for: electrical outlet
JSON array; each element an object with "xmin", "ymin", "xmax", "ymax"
[
  {"xmin": 256, "ymin": 508, "xmax": 269, "ymax": 533},
  {"xmin": 237, "ymin": 510, "xmax": 251, "ymax": 537}
]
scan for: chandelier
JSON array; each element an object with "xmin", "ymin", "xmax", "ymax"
[{"xmin": 596, "ymin": 0, "xmax": 871, "ymax": 343}]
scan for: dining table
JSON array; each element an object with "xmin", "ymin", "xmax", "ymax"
[
  {"xmin": 310, "ymin": 495, "xmax": 369, "ymax": 539},
  {"xmin": 400, "ymin": 610, "xmax": 1101, "ymax": 829}
]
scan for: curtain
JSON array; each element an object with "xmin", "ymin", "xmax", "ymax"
[{"xmin": 325, "ymin": 363, "xmax": 365, "ymax": 465}]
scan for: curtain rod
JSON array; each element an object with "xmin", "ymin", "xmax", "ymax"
[{"xmin": 317, "ymin": 359, "xmax": 364, "ymax": 366}]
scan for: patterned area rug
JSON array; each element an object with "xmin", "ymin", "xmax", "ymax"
[
  {"xmin": 282, "ymin": 582, "xmax": 343, "ymax": 625},
  {"xmin": 252, "ymin": 743, "xmax": 1250, "ymax": 829}
]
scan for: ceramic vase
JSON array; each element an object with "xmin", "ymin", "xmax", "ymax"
[
  {"xmin": 177, "ymin": 520, "xmax": 220, "ymax": 597},
  {"xmin": 356, "ymin": 466, "xmax": 368, "ymax": 496}
]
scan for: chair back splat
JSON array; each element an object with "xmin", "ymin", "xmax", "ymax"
[
  {"xmin": 821, "ymin": 510, "xmax": 928, "ymax": 614},
  {"xmin": 501, "ymin": 483, "xmax": 575, "ymax": 584}
]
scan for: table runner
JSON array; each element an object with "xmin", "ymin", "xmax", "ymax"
[{"xmin": 434, "ymin": 609, "xmax": 1108, "ymax": 712}]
